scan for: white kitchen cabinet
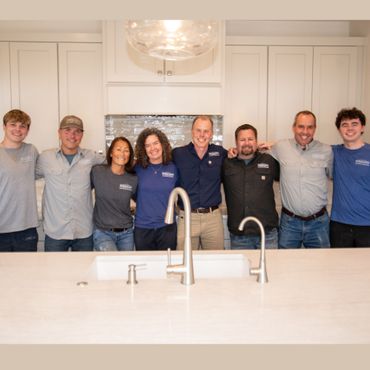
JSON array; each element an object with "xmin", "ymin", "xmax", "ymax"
[
  {"xmin": 224, "ymin": 43, "xmax": 363, "ymax": 146},
  {"xmin": 267, "ymin": 46, "xmax": 313, "ymax": 141},
  {"xmin": 58, "ymin": 43, "xmax": 104, "ymax": 153},
  {"xmin": 6, "ymin": 41, "xmax": 104, "ymax": 153},
  {"xmin": 0, "ymin": 42, "xmax": 11, "ymax": 139},
  {"xmin": 224, "ymin": 45, "xmax": 267, "ymax": 147},
  {"xmin": 312, "ymin": 47, "xmax": 361, "ymax": 144},
  {"xmin": 10, "ymin": 42, "xmax": 59, "ymax": 152},
  {"xmin": 103, "ymin": 21, "xmax": 224, "ymax": 85}
]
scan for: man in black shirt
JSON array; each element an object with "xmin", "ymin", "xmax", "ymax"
[{"xmin": 222, "ymin": 124, "xmax": 280, "ymax": 249}]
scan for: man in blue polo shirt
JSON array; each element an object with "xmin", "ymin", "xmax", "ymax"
[{"xmin": 172, "ymin": 115, "xmax": 227, "ymax": 250}]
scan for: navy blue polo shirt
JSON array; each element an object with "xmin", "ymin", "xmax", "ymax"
[{"xmin": 172, "ymin": 142, "xmax": 227, "ymax": 209}]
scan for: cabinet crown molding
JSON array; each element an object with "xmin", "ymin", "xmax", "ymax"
[
  {"xmin": 0, "ymin": 32, "xmax": 102, "ymax": 43},
  {"xmin": 226, "ymin": 36, "xmax": 366, "ymax": 46}
]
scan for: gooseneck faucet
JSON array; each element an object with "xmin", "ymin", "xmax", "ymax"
[
  {"xmin": 238, "ymin": 216, "xmax": 268, "ymax": 283},
  {"xmin": 165, "ymin": 187, "xmax": 195, "ymax": 285}
]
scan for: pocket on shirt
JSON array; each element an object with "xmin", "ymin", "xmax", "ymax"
[
  {"xmin": 255, "ymin": 166, "xmax": 274, "ymax": 183},
  {"xmin": 223, "ymin": 167, "xmax": 240, "ymax": 177},
  {"xmin": 307, "ymin": 160, "xmax": 328, "ymax": 175},
  {"xmin": 206, "ymin": 159, "xmax": 222, "ymax": 179},
  {"xmin": 45, "ymin": 168, "xmax": 63, "ymax": 176}
]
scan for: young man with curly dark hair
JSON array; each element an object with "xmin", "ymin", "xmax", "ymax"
[{"xmin": 330, "ymin": 107, "xmax": 370, "ymax": 247}]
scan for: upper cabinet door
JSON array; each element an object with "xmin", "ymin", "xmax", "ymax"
[
  {"xmin": 165, "ymin": 22, "xmax": 224, "ymax": 84},
  {"xmin": 0, "ymin": 42, "xmax": 11, "ymax": 139},
  {"xmin": 267, "ymin": 46, "xmax": 313, "ymax": 141},
  {"xmin": 58, "ymin": 43, "xmax": 105, "ymax": 153},
  {"xmin": 104, "ymin": 21, "xmax": 165, "ymax": 83},
  {"xmin": 312, "ymin": 46, "xmax": 361, "ymax": 144},
  {"xmin": 224, "ymin": 45, "xmax": 268, "ymax": 147},
  {"xmin": 165, "ymin": 47, "xmax": 222, "ymax": 84},
  {"xmin": 10, "ymin": 42, "xmax": 59, "ymax": 152},
  {"xmin": 103, "ymin": 21, "xmax": 224, "ymax": 85}
]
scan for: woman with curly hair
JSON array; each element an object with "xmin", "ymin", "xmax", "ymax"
[
  {"xmin": 91, "ymin": 136, "xmax": 137, "ymax": 251},
  {"xmin": 134, "ymin": 127, "xmax": 178, "ymax": 251}
]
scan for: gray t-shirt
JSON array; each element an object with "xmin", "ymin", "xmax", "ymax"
[
  {"xmin": 0, "ymin": 143, "xmax": 39, "ymax": 233},
  {"xmin": 91, "ymin": 165, "xmax": 138, "ymax": 230}
]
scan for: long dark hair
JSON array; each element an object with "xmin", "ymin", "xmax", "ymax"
[
  {"xmin": 135, "ymin": 127, "xmax": 172, "ymax": 168},
  {"xmin": 106, "ymin": 136, "xmax": 135, "ymax": 174}
]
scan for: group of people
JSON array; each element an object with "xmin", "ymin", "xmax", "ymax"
[
  {"xmin": 224, "ymin": 108, "xmax": 370, "ymax": 249},
  {"xmin": 0, "ymin": 107, "xmax": 369, "ymax": 253}
]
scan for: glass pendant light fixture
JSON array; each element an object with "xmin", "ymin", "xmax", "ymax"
[{"xmin": 125, "ymin": 20, "xmax": 219, "ymax": 61}]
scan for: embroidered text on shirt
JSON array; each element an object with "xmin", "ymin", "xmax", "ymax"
[
  {"xmin": 119, "ymin": 184, "xmax": 133, "ymax": 191},
  {"xmin": 208, "ymin": 152, "xmax": 220, "ymax": 157},
  {"xmin": 355, "ymin": 159, "xmax": 370, "ymax": 167}
]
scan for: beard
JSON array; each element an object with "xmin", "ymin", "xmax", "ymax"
[{"xmin": 239, "ymin": 145, "xmax": 255, "ymax": 157}]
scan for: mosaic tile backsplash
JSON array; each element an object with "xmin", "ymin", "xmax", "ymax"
[{"xmin": 105, "ymin": 115, "xmax": 223, "ymax": 150}]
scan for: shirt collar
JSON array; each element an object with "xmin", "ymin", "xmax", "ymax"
[
  {"xmin": 188, "ymin": 142, "xmax": 211, "ymax": 154},
  {"xmin": 291, "ymin": 138, "xmax": 316, "ymax": 152},
  {"xmin": 56, "ymin": 146, "xmax": 83, "ymax": 157}
]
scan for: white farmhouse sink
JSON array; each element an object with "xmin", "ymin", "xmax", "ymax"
[{"xmin": 89, "ymin": 253, "xmax": 250, "ymax": 280}]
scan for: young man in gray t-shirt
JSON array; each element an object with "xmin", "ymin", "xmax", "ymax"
[{"xmin": 0, "ymin": 109, "xmax": 39, "ymax": 252}]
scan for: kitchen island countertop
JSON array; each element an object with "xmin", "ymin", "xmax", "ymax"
[{"xmin": 0, "ymin": 248, "xmax": 369, "ymax": 344}]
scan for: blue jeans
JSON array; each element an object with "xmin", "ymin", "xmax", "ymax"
[
  {"xmin": 93, "ymin": 228, "xmax": 134, "ymax": 251},
  {"xmin": 230, "ymin": 228, "xmax": 278, "ymax": 250},
  {"xmin": 0, "ymin": 227, "xmax": 38, "ymax": 252},
  {"xmin": 278, "ymin": 212, "xmax": 330, "ymax": 248},
  {"xmin": 45, "ymin": 234, "xmax": 93, "ymax": 252}
]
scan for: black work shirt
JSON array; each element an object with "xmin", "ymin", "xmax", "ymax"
[
  {"xmin": 222, "ymin": 152, "xmax": 280, "ymax": 235},
  {"xmin": 172, "ymin": 143, "xmax": 227, "ymax": 209}
]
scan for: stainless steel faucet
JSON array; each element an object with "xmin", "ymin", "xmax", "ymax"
[
  {"xmin": 238, "ymin": 216, "xmax": 268, "ymax": 283},
  {"xmin": 165, "ymin": 187, "xmax": 195, "ymax": 285}
]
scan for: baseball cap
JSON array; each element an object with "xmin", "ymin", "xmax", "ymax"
[{"xmin": 59, "ymin": 115, "xmax": 84, "ymax": 131}]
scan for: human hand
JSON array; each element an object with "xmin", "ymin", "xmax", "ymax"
[
  {"xmin": 227, "ymin": 147, "xmax": 238, "ymax": 158},
  {"xmin": 258, "ymin": 141, "xmax": 274, "ymax": 151}
]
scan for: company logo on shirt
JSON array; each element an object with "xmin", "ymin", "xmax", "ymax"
[
  {"xmin": 355, "ymin": 159, "xmax": 370, "ymax": 167},
  {"xmin": 162, "ymin": 171, "xmax": 175, "ymax": 178},
  {"xmin": 257, "ymin": 163, "xmax": 269, "ymax": 169},
  {"xmin": 119, "ymin": 184, "xmax": 133, "ymax": 191},
  {"xmin": 208, "ymin": 151, "xmax": 220, "ymax": 157},
  {"xmin": 20, "ymin": 155, "xmax": 33, "ymax": 163}
]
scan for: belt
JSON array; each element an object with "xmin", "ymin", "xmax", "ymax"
[
  {"xmin": 191, "ymin": 206, "xmax": 218, "ymax": 214},
  {"xmin": 282, "ymin": 207, "xmax": 326, "ymax": 221},
  {"xmin": 103, "ymin": 227, "xmax": 131, "ymax": 233}
]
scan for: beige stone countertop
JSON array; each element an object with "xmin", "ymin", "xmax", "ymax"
[{"xmin": 0, "ymin": 248, "xmax": 369, "ymax": 344}]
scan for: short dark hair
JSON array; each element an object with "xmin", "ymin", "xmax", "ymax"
[
  {"xmin": 234, "ymin": 124, "xmax": 258, "ymax": 141},
  {"xmin": 106, "ymin": 136, "xmax": 135, "ymax": 173},
  {"xmin": 293, "ymin": 110, "xmax": 316, "ymax": 126},
  {"xmin": 135, "ymin": 127, "xmax": 172, "ymax": 168},
  {"xmin": 335, "ymin": 107, "xmax": 366, "ymax": 129},
  {"xmin": 192, "ymin": 115, "xmax": 214, "ymax": 128},
  {"xmin": 3, "ymin": 109, "xmax": 31, "ymax": 128}
]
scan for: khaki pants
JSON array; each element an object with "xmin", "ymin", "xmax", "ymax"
[{"xmin": 177, "ymin": 208, "xmax": 224, "ymax": 250}]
